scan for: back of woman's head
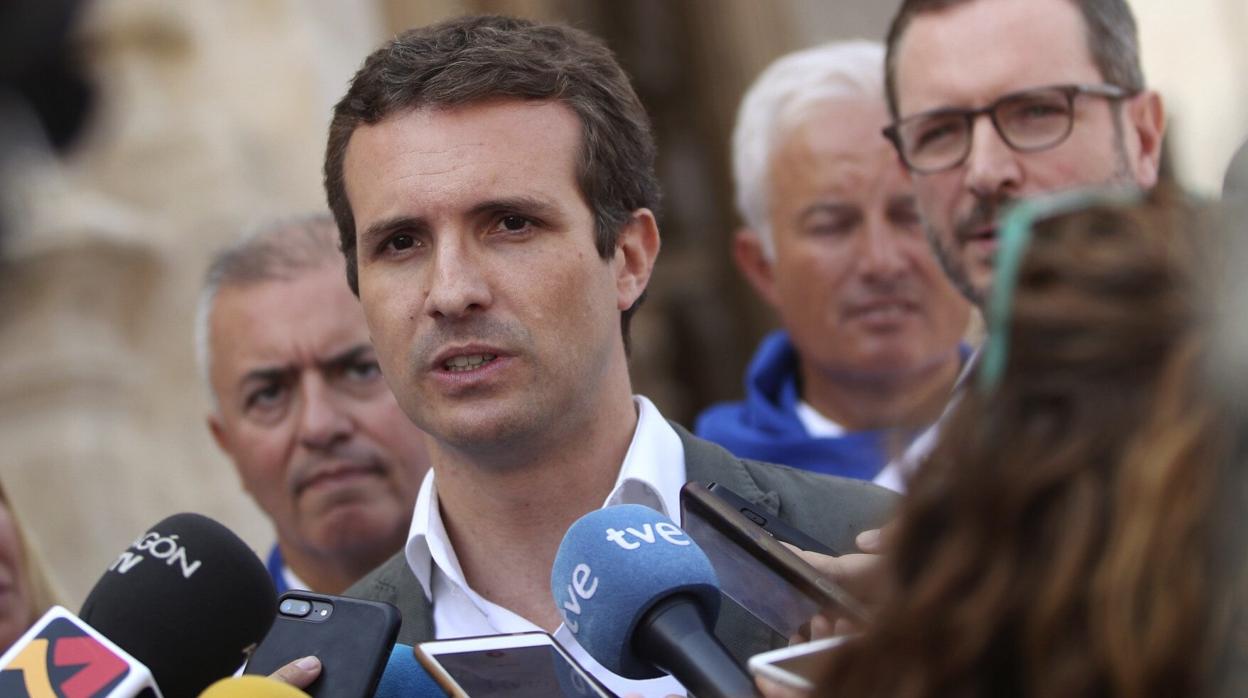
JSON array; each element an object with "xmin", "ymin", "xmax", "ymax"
[{"xmin": 822, "ymin": 189, "xmax": 1241, "ymax": 698}]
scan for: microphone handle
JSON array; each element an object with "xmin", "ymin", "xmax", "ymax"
[{"xmin": 632, "ymin": 595, "xmax": 761, "ymax": 698}]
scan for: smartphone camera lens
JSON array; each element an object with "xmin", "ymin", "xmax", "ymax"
[{"xmin": 279, "ymin": 598, "xmax": 312, "ymax": 617}]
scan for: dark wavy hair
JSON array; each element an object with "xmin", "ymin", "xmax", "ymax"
[
  {"xmin": 820, "ymin": 190, "xmax": 1246, "ymax": 697},
  {"xmin": 323, "ymin": 14, "xmax": 659, "ymax": 348}
]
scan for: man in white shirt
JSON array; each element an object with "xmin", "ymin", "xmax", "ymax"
[
  {"xmin": 695, "ymin": 41, "xmax": 970, "ymax": 484},
  {"xmin": 787, "ymin": 0, "xmax": 1169, "ymax": 646},
  {"xmin": 324, "ymin": 15, "xmax": 894, "ymax": 697},
  {"xmin": 866, "ymin": 0, "xmax": 1166, "ymax": 491}
]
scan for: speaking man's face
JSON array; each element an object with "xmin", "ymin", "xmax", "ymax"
[{"xmin": 342, "ymin": 100, "xmax": 650, "ymax": 457}]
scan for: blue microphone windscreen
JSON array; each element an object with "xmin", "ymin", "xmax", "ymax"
[
  {"xmin": 373, "ymin": 644, "xmax": 446, "ymax": 697},
  {"xmin": 550, "ymin": 504, "xmax": 719, "ymax": 679}
]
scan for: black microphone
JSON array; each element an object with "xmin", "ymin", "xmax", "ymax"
[
  {"xmin": 79, "ymin": 513, "xmax": 278, "ymax": 698},
  {"xmin": 550, "ymin": 505, "xmax": 759, "ymax": 698}
]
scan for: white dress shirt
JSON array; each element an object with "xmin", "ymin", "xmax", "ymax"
[
  {"xmin": 873, "ymin": 348, "xmax": 980, "ymax": 493},
  {"xmin": 404, "ymin": 395, "xmax": 690, "ymax": 698},
  {"xmin": 794, "ymin": 400, "xmax": 847, "ymax": 438}
]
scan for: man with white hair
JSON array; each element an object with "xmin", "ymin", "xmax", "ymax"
[
  {"xmin": 696, "ymin": 41, "xmax": 970, "ymax": 482},
  {"xmin": 197, "ymin": 215, "xmax": 430, "ymax": 594}
]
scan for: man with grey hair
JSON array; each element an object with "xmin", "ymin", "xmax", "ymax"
[
  {"xmin": 197, "ymin": 215, "xmax": 429, "ymax": 595},
  {"xmin": 696, "ymin": 40, "xmax": 970, "ymax": 483}
]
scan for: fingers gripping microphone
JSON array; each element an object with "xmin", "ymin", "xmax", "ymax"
[
  {"xmin": 80, "ymin": 513, "xmax": 279, "ymax": 698},
  {"xmin": 551, "ymin": 505, "xmax": 759, "ymax": 698}
]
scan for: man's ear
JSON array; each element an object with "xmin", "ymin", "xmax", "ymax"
[
  {"xmin": 208, "ymin": 414, "xmax": 229, "ymax": 454},
  {"xmin": 614, "ymin": 208, "xmax": 661, "ymax": 311},
  {"xmin": 1126, "ymin": 90, "xmax": 1166, "ymax": 188},
  {"xmin": 732, "ymin": 227, "xmax": 781, "ymax": 309}
]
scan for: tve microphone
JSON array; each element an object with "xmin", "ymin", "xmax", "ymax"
[
  {"xmin": 551, "ymin": 505, "xmax": 759, "ymax": 698},
  {"xmin": 79, "ymin": 513, "xmax": 278, "ymax": 698},
  {"xmin": 372, "ymin": 644, "xmax": 444, "ymax": 698},
  {"xmin": 0, "ymin": 605, "xmax": 160, "ymax": 697},
  {"xmin": 197, "ymin": 676, "xmax": 311, "ymax": 697}
]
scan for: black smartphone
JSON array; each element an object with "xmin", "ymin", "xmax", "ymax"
[
  {"xmin": 244, "ymin": 591, "xmax": 400, "ymax": 698},
  {"xmin": 679, "ymin": 481, "xmax": 865, "ymax": 638},
  {"xmin": 415, "ymin": 632, "xmax": 617, "ymax": 698},
  {"xmin": 703, "ymin": 481, "xmax": 839, "ymax": 556}
]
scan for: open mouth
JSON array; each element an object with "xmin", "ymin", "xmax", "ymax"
[
  {"xmin": 443, "ymin": 353, "xmax": 498, "ymax": 372},
  {"xmin": 964, "ymin": 226, "xmax": 997, "ymax": 245}
]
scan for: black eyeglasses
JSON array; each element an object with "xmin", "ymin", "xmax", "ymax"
[{"xmin": 882, "ymin": 84, "xmax": 1138, "ymax": 174}]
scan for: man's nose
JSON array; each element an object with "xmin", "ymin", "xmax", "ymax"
[
  {"xmin": 964, "ymin": 115, "xmax": 1023, "ymax": 199},
  {"xmin": 860, "ymin": 219, "xmax": 909, "ymax": 283},
  {"xmin": 296, "ymin": 377, "xmax": 352, "ymax": 451},
  {"xmin": 424, "ymin": 237, "xmax": 492, "ymax": 320}
]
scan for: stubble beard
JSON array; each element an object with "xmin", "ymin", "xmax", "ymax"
[{"xmin": 925, "ymin": 117, "xmax": 1138, "ymax": 311}]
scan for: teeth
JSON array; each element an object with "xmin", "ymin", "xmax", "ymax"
[{"xmin": 444, "ymin": 353, "xmax": 497, "ymax": 372}]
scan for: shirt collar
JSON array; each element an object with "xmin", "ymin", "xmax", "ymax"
[{"xmin": 404, "ymin": 395, "xmax": 686, "ymax": 603}]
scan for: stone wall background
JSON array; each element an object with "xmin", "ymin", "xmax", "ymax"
[{"xmin": 1, "ymin": 0, "xmax": 1242, "ymax": 604}]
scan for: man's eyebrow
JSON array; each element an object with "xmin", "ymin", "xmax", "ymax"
[
  {"xmin": 887, "ymin": 193, "xmax": 918, "ymax": 208},
  {"xmin": 797, "ymin": 201, "xmax": 857, "ymax": 225},
  {"xmin": 359, "ymin": 215, "xmax": 429, "ymax": 249},
  {"xmin": 237, "ymin": 366, "xmax": 292, "ymax": 392},
  {"xmin": 468, "ymin": 195, "xmax": 562, "ymax": 221},
  {"xmin": 320, "ymin": 344, "xmax": 375, "ymax": 372}
]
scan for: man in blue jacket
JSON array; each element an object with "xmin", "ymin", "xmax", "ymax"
[{"xmin": 697, "ymin": 41, "xmax": 970, "ymax": 483}]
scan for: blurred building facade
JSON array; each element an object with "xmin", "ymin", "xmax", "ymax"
[{"xmin": 0, "ymin": 0, "xmax": 1242, "ymax": 602}]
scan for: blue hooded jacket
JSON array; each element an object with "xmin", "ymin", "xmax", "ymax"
[{"xmin": 696, "ymin": 331, "xmax": 932, "ymax": 480}]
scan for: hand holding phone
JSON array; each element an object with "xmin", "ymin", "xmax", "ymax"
[
  {"xmin": 679, "ymin": 482, "xmax": 866, "ymax": 638},
  {"xmin": 244, "ymin": 591, "xmax": 400, "ymax": 698}
]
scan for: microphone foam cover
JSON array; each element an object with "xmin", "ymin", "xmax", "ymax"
[
  {"xmin": 197, "ymin": 676, "xmax": 311, "ymax": 697},
  {"xmin": 81, "ymin": 513, "xmax": 277, "ymax": 698},
  {"xmin": 550, "ymin": 504, "xmax": 719, "ymax": 679},
  {"xmin": 374, "ymin": 644, "xmax": 445, "ymax": 698}
]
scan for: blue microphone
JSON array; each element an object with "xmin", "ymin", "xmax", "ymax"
[
  {"xmin": 373, "ymin": 644, "xmax": 445, "ymax": 697},
  {"xmin": 551, "ymin": 505, "xmax": 758, "ymax": 698}
]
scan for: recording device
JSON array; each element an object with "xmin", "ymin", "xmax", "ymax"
[
  {"xmin": 550, "ymin": 504, "xmax": 759, "ymax": 698},
  {"xmin": 75, "ymin": 513, "xmax": 278, "ymax": 698},
  {"xmin": 416, "ymin": 632, "xmax": 615, "ymax": 698},
  {"xmin": 196, "ymin": 675, "xmax": 311, "ymax": 697},
  {"xmin": 2, "ymin": 513, "xmax": 276, "ymax": 698},
  {"xmin": 680, "ymin": 482, "xmax": 865, "ymax": 638},
  {"xmin": 244, "ymin": 592, "xmax": 399, "ymax": 698},
  {"xmin": 747, "ymin": 637, "xmax": 844, "ymax": 691},
  {"xmin": 373, "ymin": 644, "xmax": 446, "ymax": 698}
]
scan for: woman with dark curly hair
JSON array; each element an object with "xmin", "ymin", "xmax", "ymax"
[{"xmin": 807, "ymin": 189, "xmax": 1247, "ymax": 697}]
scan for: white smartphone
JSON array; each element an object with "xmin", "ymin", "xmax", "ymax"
[
  {"xmin": 415, "ymin": 631, "xmax": 617, "ymax": 698},
  {"xmin": 747, "ymin": 636, "xmax": 846, "ymax": 691}
]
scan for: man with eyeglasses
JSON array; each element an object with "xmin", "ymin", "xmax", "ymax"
[
  {"xmin": 883, "ymin": 0, "xmax": 1165, "ymax": 308},
  {"xmin": 772, "ymin": 0, "xmax": 1170, "ymax": 655}
]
